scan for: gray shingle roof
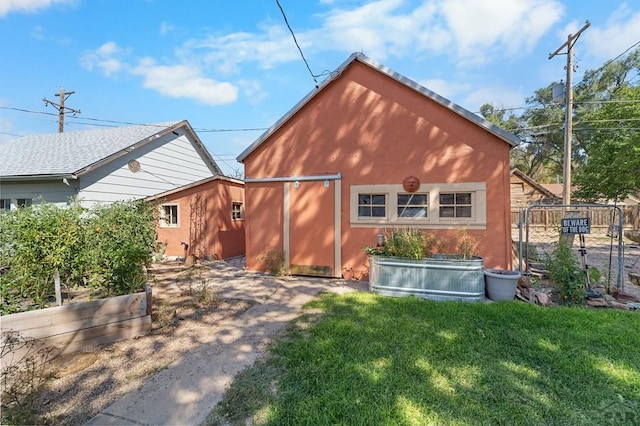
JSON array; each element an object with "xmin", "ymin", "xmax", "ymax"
[{"xmin": 0, "ymin": 121, "xmax": 182, "ymax": 178}]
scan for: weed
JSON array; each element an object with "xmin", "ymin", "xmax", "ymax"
[
  {"xmin": 261, "ymin": 248, "xmax": 286, "ymax": 276},
  {"xmin": 1, "ymin": 330, "xmax": 56, "ymax": 425}
]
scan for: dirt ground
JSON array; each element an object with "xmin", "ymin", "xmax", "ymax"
[
  {"xmin": 4, "ymin": 251, "xmax": 639, "ymax": 425},
  {"xmin": 16, "ymin": 260, "xmax": 263, "ymax": 426}
]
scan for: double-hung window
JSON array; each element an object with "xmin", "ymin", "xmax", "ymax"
[{"xmin": 160, "ymin": 205, "xmax": 178, "ymax": 227}]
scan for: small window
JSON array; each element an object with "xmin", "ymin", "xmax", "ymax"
[
  {"xmin": 397, "ymin": 193, "xmax": 428, "ymax": 218},
  {"xmin": 439, "ymin": 193, "xmax": 472, "ymax": 218},
  {"xmin": 0, "ymin": 199, "xmax": 10, "ymax": 211},
  {"xmin": 358, "ymin": 194, "xmax": 386, "ymax": 218},
  {"xmin": 17, "ymin": 199, "xmax": 32, "ymax": 208},
  {"xmin": 160, "ymin": 205, "xmax": 178, "ymax": 227},
  {"xmin": 232, "ymin": 202, "xmax": 243, "ymax": 220}
]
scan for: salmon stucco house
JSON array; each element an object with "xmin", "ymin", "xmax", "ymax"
[
  {"xmin": 146, "ymin": 175, "xmax": 245, "ymax": 261},
  {"xmin": 237, "ymin": 53, "xmax": 521, "ymax": 279}
]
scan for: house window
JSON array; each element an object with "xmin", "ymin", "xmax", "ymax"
[
  {"xmin": 17, "ymin": 199, "xmax": 32, "ymax": 208},
  {"xmin": 397, "ymin": 193, "xmax": 428, "ymax": 218},
  {"xmin": 358, "ymin": 194, "xmax": 386, "ymax": 218},
  {"xmin": 0, "ymin": 199, "xmax": 10, "ymax": 211},
  {"xmin": 160, "ymin": 205, "xmax": 178, "ymax": 227},
  {"xmin": 350, "ymin": 183, "xmax": 486, "ymax": 229},
  {"xmin": 439, "ymin": 193, "xmax": 472, "ymax": 218},
  {"xmin": 232, "ymin": 202, "xmax": 243, "ymax": 220}
]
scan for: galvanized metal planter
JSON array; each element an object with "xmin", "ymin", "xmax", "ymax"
[{"xmin": 368, "ymin": 255, "xmax": 485, "ymax": 302}]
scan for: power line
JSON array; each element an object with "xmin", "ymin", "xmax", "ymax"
[
  {"xmin": 275, "ymin": 0, "xmax": 324, "ymax": 87},
  {"xmin": 0, "ymin": 105, "xmax": 267, "ymax": 133}
]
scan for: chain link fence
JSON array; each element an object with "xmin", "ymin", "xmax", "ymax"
[{"xmin": 514, "ymin": 203, "xmax": 632, "ymax": 292}]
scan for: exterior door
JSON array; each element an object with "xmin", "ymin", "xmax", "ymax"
[{"xmin": 288, "ymin": 180, "xmax": 336, "ymax": 277}]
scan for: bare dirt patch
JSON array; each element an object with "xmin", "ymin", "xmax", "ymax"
[{"xmin": 28, "ymin": 261, "xmax": 257, "ymax": 426}]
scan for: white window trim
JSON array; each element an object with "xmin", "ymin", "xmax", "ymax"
[
  {"xmin": 159, "ymin": 204, "xmax": 179, "ymax": 228},
  {"xmin": 232, "ymin": 201, "xmax": 244, "ymax": 221},
  {"xmin": 350, "ymin": 183, "xmax": 486, "ymax": 229}
]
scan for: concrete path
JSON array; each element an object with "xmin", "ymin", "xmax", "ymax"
[{"xmin": 87, "ymin": 270, "xmax": 366, "ymax": 426}]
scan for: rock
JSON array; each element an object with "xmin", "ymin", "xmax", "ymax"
[
  {"xmin": 613, "ymin": 291, "xmax": 639, "ymax": 303},
  {"xmin": 587, "ymin": 298, "xmax": 609, "ymax": 308},
  {"xmin": 626, "ymin": 302, "xmax": 640, "ymax": 310},
  {"xmin": 628, "ymin": 272, "xmax": 640, "ymax": 286},
  {"xmin": 608, "ymin": 300, "xmax": 630, "ymax": 310},
  {"xmin": 535, "ymin": 292, "xmax": 551, "ymax": 306},
  {"xmin": 517, "ymin": 276, "xmax": 531, "ymax": 289}
]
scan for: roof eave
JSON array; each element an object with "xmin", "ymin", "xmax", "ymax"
[
  {"xmin": 237, "ymin": 52, "xmax": 520, "ymax": 163},
  {"xmin": 73, "ymin": 120, "xmax": 222, "ymax": 177},
  {"xmin": 0, "ymin": 173, "xmax": 78, "ymax": 182}
]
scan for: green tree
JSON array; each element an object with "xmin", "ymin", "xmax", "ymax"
[{"xmin": 573, "ymin": 85, "xmax": 640, "ymax": 201}]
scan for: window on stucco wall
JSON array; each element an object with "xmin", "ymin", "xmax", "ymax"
[
  {"xmin": 350, "ymin": 183, "xmax": 486, "ymax": 229},
  {"xmin": 232, "ymin": 202, "xmax": 244, "ymax": 220},
  {"xmin": 159, "ymin": 204, "xmax": 179, "ymax": 227}
]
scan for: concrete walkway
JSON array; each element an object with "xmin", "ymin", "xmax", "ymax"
[{"xmin": 87, "ymin": 269, "xmax": 366, "ymax": 426}]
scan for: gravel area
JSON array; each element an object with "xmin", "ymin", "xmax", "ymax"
[{"xmin": 23, "ymin": 258, "xmax": 274, "ymax": 425}]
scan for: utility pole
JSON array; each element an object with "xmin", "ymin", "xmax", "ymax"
[
  {"xmin": 548, "ymin": 20, "xmax": 590, "ymax": 206},
  {"xmin": 43, "ymin": 87, "xmax": 81, "ymax": 133}
]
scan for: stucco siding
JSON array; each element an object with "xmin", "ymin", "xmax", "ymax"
[
  {"xmin": 243, "ymin": 60, "xmax": 514, "ymax": 276},
  {"xmin": 154, "ymin": 178, "xmax": 245, "ymax": 260}
]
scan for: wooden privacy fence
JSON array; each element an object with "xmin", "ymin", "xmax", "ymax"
[
  {"xmin": 1, "ymin": 284, "xmax": 152, "ymax": 364},
  {"xmin": 511, "ymin": 205, "xmax": 639, "ymax": 229}
]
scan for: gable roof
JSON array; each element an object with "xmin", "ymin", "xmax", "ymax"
[
  {"xmin": 238, "ymin": 52, "xmax": 521, "ymax": 162},
  {"xmin": 145, "ymin": 175, "xmax": 244, "ymax": 202},
  {"xmin": 0, "ymin": 120, "xmax": 221, "ymax": 180},
  {"xmin": 510, "ymin": 168, "xmax": 559, "ymax": 199}
]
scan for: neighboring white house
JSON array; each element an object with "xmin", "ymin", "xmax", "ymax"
[{"xmin": 0, "ymin": 120, "xmax": 222, "ymax": 208}]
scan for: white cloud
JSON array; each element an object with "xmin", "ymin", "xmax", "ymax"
[
  {"xmin": 583, "ymin": 4, "xmax": 640, "ymax": 60},
  {"xmin": 238, "ymin": 80, "xmax": 268, "ymax": 105},
  {"xmin": 461, "ymin": 85, "xmax": 527, "ymax": 113},
  {"xmin": 419, "ymin": 78, "xmax": 470, "ymax": 100},
  {"xmin": 179, "ymin": 0, "xmax": 564, "ymax": 72},
  {"xmin": 131, "ymin": 58, "xmax": 238, "ymax": 106},
  {"xmin": 80, "ymin": 42, "xmax": 128, "ymax": 77},
  {"xmin": 0, "ymin": 0, "xmax": 76, "ymax": 17},
  {"xmin": 160, "ymin": 22, "xmax": 174, "ymax": 36},
  {"xmin": 439, "ymin": 0, "xmax": 564, "ymax": 63}
]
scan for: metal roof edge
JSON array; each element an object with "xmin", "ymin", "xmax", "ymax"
[
  {"xmin": 145, "ymin": 174, "xmax": 244, "ymax": 201},
  {"xmin": 0, "ymin": 173, "xmax": 78, "ymax": 182},
  {"xmin": 237, "ymin": 52, "xmax": 520, "ymax": 163}
]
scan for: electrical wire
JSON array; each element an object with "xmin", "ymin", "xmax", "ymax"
[
  {"xmin": 0, "ymin": 105, "xmax": 267, "ymax": 133},
  {"xmin": 275, "ymin": 0, "xmax": 323, "ymax": 87}
]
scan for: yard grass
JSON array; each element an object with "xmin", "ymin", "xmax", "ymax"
[{"xmin": 206, "ymin": 293, "xmax": 640, "ymax": 426}]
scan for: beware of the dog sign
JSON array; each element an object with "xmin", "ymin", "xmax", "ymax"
[{"xmin": 561, "ymin": 217, "xmax": 590, "ymax": 234}]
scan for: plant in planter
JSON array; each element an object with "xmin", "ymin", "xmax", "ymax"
[{"xmin": 365, "ymin": 228, "xmax": 485, "ymax": 302}]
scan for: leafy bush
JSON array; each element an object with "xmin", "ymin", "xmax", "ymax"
[
  {"xmin": 0, "ymin": 200, "xmax": 157, "ymax": 314},
  {"xmin": 83, "ymin": 201, "xmax": 157, "ymax": 297},
  {"xmin": 544, "ymin": 238, "xmax": 587, "ymax": 304},
  {"xmin": 364, "ymin": 228, "xmax": 436, "ymax": 259}
]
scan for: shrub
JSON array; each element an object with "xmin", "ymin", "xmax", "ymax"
[
  {"xmin": 364, "ymin": 228, "xmax": 436, "ymax": 259},
  {"xmin": 544, "ymin": 238, "xmax": 587, "ymax": 304},
  {"xmin": 83, "ymin": 201, "xmax": 157, "ymax": 297},
  {"xmin": 261, "ymin": 248, "xmax": 286, "ymax": 276},
  {"xmin": 0, "ymin": 199, "xmax": 157, "ymax": 313}
]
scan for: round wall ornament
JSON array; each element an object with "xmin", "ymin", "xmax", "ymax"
[
  {"xmin": 127, "ymin": 159, "xmax": 141, "ymax": 173},
  {"xmin": 402, "ymin": 176, "xmax": 420, "ymax": 192}
]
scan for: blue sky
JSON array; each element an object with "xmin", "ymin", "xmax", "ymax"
[{"xmin": 1, "ymin": 0, "xmax": 639, "ymax": 176}]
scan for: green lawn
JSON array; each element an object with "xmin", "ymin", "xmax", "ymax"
[{"xmin": 207, "ymin": 294, "xmax": 640, "ymax": 425}]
